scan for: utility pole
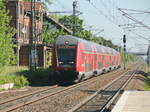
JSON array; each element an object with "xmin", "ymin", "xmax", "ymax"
[
  {"xmin": 29, "ymin": 0, "xmax": 37, "ymax": 71},
  {"xmin": 147, "ymin": 42, "xmax": 150, "ymax": 66},
  {"xmin": 72, "ymin": 0, "xmax": 77, "ymax": 36},
  {"xmin": 123, "ymin": 34, "xmax": 126, "ymax": 70}
]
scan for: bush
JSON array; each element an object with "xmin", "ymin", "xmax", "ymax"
[
  {"xmin": 145, "ymin": 69, "xmax": 150, "ymax": 90},
  {"xmin": 0, "ymin": 75, "xmax": 29, "ymax": 88},
  {"xmin": 0, "ymin": 66, "xmax": 52, "ymax": 88},
  {"xmin": 13, "ymin": 76, "xmax": 29, "ymax": 88},
  {"xmin": 23, "ymin": 68, "xmax": 51, "ymax": 85}
]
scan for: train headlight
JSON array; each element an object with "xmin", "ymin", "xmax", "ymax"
[
  {"xmin": 58, "ymin": 61, "xmax": 63, "ymax": 64},
  {"xmin": 69, "ymin": 61, "xmax": 74, "ymax": 64}
]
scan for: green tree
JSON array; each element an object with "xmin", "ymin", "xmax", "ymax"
[
  {"xmin": 43, "ymin": 21, "xmax": 67, "ymax": 44},
  {"xmin": 59, "ymin": 15, "xmax": 91, "ymax": 40},
  {"xmin": 0, "ymin": 1, "xmax": 16, "ymax": 67},
  {"xmin": 24, "ymin": 0, "xmax": 30, "ymax": 2},
  {"xmin": 43, "ymin": 15, "xmax": 120, "ymax": 51}
]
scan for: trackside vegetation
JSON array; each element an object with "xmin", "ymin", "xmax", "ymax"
[
  {"xmin": 0, "ymin": 1, "xmax": 25, "ymax": 89},
  {"xmin": 120, "ymin": 49, "xmax": 137, "ymax": 65},
  {"xmin": 0, "ymin": 1, "xmax": 16, "ymax": 67},
  {"xmin": 22, "ymin": 68, "xmax": 53, "ymax": 85},
  {"xmin": 144, "ymin": 68, "xmax": 150, "ymax": 90},
  {"xmin": 0, "ymin": 66, "xmax": 29, "ymax": 88},
  {"xmin": 0, "ymin": 66, "xmax": 54, "ymax": 88}
]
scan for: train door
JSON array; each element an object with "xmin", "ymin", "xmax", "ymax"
[
  {"xmin": 104, "ymin": 55, "xmax": 106, "ymax": 67},
  {"xmin": 77, "ymin": 52, "xmax": 86, "ymax": 72},
  {"xmin": 98, "ymin": 54, "xmax": 102, "ymax": 69},
  {"xmin": 85, "ymin": 53, "xmax": 89, "ymax": 72},
  {"xmin": 91, "ymin": 54, "xmax": 94, "ymax": 70},
  {"xmin": 109, "ymin": 55, "xmax": 111, "ymax": 66},
  {"xmin": 93, "ymin": 46, "xmax": 97, "ymax": 70},
  {"xmin": 89, "ymin": 54, "xmax": 92, "ymax": 71},
  {"xmin": 94, "ymin": 54, "xmax": 97, "ymax": 70},
  {"xmin": 102, "ymin": 55, "xmax": 105, "ymax": 68}
]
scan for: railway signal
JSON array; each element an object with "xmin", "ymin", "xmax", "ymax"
[
  {"xmin": 123, "ymin": 34, "xmax": 126, "ymax": 70},
  {"xmin": 147, "ymin": 44, "xmax": 150, "ymax": 66}
]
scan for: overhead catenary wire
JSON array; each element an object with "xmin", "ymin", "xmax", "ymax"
[
  {"xmin": 85, "ymin": 0, "xmax": 128, "ymax": 35},
  {"xmin": 48, "ymin": 0, "xmax": 149, "ymax": 53},
  {"xmin": 118, "ymin": 8, "xmax": 150, "ymax": 13},
  {"xmin": 99, "ymin": 0, "xmax": 119, "ymax": 24},
  {"xmin": 118, "ymin": 8, "xmax": 150, "ymax": 31},
  {"xmin": 55, "ymin": 0, "xmax": 72, "ymax": 11},
  {"xmin": 142, "ymin": 7, "xmax": 150, "ymax": 22},
  {"xmin": 129, "ymin": 31, "xmax": 150, "ymax": 41},
  {"xmin": 86, "ymin": 0, "xmax": 117, "ymax": 25}
]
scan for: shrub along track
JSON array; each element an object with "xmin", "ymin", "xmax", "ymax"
[{"xmin": 0, "ymin": 63, "xmax": 138, "ymax": 112}]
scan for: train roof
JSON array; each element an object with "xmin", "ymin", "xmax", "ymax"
[{"xmin": 55, "ymin": 35, "xmax": 119, "ymax": 54}]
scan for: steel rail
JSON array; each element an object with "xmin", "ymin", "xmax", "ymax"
[
  {"xmin": 0, "ymin": 67, "xmax": 124, "ymax": 112},
  {"xmin": 68, "ymin": 63, "xmax": 141, "ymax": 112},
  {"xmin": 99, "ymin": 65, "xmax": 141, "ymax": 112},
  {"xmin": 0, "ymin": 85, "xmax": 58, "ymax": 105},
  {"xmin": 0, "ymin": 63, "xmax": 135, "ymax": 112}
]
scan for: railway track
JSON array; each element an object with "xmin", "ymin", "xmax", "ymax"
[
  {"xmin": 68, "ymin": 63, "xmax": 143, "ymax": 112},
  {"xmin": 0, "ymin": 63, "xmax": 136, "ymax": 112}
]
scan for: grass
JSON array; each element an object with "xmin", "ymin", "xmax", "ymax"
[
  {"xmin": 0, "ymin": 66, "xmax": 29, "ymax": 88},
  {"xmin": 0, "ymin": 66, "xmax": 54, "ymax": 89},
  {"xmin": 145, "ymin": 77, "xmax": 150, "ymax": 90},
  {"xmin": 120, "ymin": 51, "xmax": 137, "ymax": 65},
  {"xmin": 144, "ymin": 67, "xmax": 150, "ymax": 90}
]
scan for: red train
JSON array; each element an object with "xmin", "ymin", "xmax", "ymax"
[{"xmin": 52, "ymin": 35, "xmax": 121, "ymax": 82}]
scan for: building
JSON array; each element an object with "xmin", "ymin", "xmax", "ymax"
[
  {"xmin": 5, "ymin": 0, "xmax": 71, "ymax": 67},
  {"xmin": 5, "ymin": 0, "xmax": 44, "ymax": 67}
]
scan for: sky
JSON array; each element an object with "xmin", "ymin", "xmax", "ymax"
[{"xmin": 47, "ymin": 0, "xmax": 150, "ymax": 53}]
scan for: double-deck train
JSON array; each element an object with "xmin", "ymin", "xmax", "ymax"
[{"xmin": 52, "ymin": 35, "xmax": 121, "ymax": 82}]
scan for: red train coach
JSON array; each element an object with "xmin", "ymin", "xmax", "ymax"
[{"xmin": 52, "ymin": 35, "xmax": 121, "ymax": 82}]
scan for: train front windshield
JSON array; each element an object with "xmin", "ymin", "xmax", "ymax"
[{"xmin": 57, "ymin": 46, "xmax": 76, "ymax": 67}]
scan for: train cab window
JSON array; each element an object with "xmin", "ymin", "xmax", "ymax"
[
  {"xmin": 57, "ymin": 47, "xmax": 76, "ymax": 66},
  {"xmin": 20, "ymin": 4, "xmax": 23, "ymax": 15}
]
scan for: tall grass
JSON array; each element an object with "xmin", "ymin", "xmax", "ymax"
[
  {"xmin": 0, "ymin": 65, "xmax": 54, "ymax": 89},
  {"xmin": 0, "ymin": 66, "xmax": 29, "ymax": 88},
  {"xmin": 144, "ymin": 67, "xmax": 150, "ymax": 90},
  {"xmin": 120, "ymin": 50, "xmax": 137, "ymax": 66}
]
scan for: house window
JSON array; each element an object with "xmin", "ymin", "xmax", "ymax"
[
  {"xmin": 20, "ymin": 4, "xmax": 23, "ymax": 15},
  {"xmin": 19, "ymin": 23, "xmax": 22, "ymax": 38},
  {"xmin": 38, "ymin": 29, "xmax": 41, "ymax": 42},
  {"xmin": 27, "ymin": 26, "xmax": 29, "ymax": 40},
  {"xmin": 23, "ymin": 25, "xmax": 27, "ymax": 41}
]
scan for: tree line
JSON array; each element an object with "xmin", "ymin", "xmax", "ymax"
[{"xmin": 44, "ymin": 15, "xmax": 121, "ymax": 51}]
